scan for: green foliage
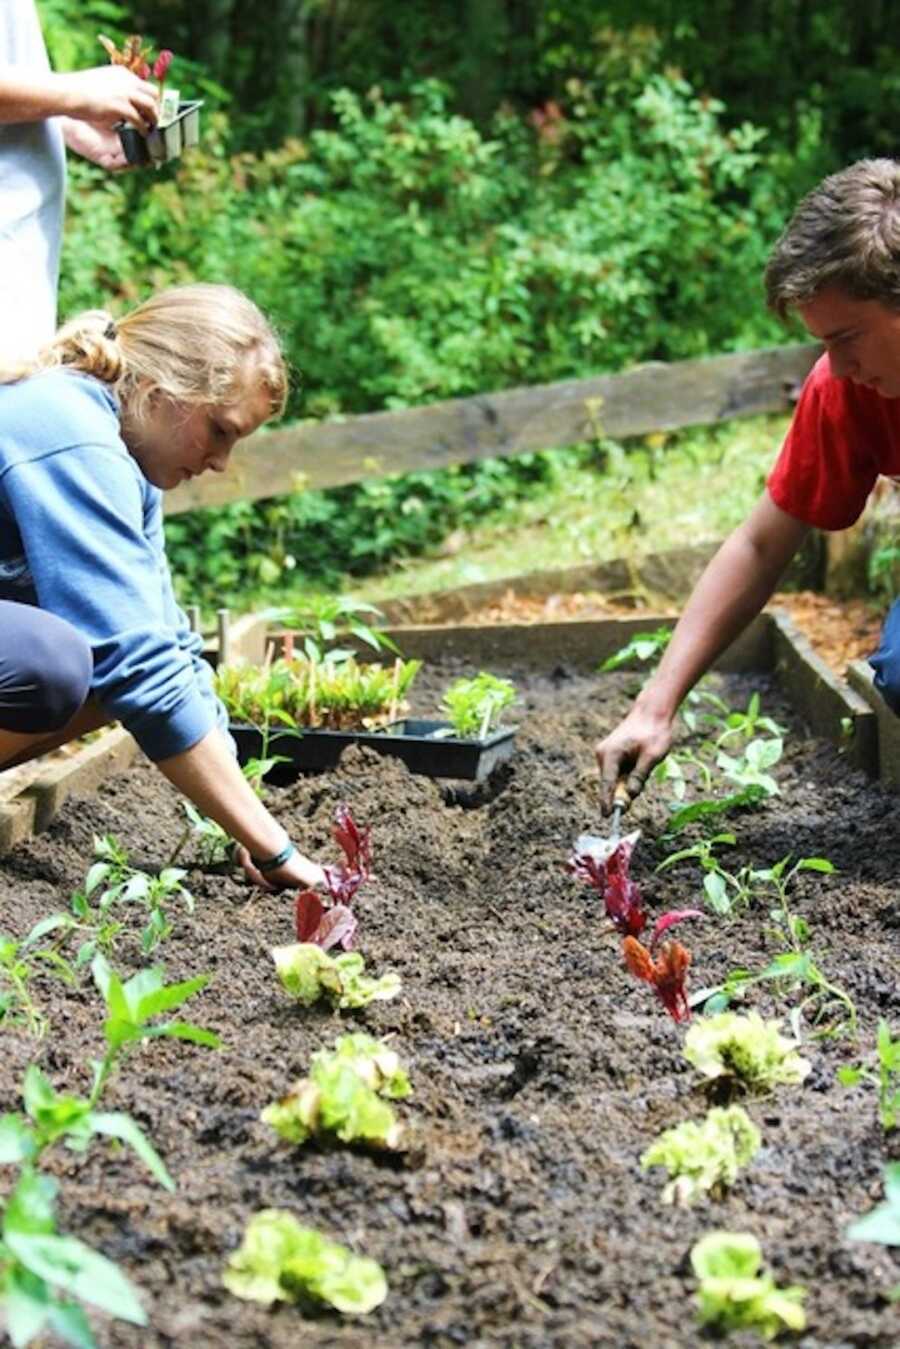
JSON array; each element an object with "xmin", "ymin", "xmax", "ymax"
[
  {"xmin": 215, "ymin": 655, "xmax": 421, "ymax": 731},
  {"xmin": 598, "ymin": 626, "xmax": 672, "ymax": 674},
  {"xmin": 641, "ymin": 1105, "xmax": 761, "ymax": 1206},
  {"xmin": 222, "ymin": 1209, "xmax": 387, "ymax": 1313},
  {"xmin": 262, "ymin": 1033, "xmax": 411, "ymax": 1151},
  {"xmin": 271, "ymin": 944, "xmax": 401, "ymax": 1010},
  {"xmin": 690, "ymin": 1230, "xmax": 807, "ymax": 1340},
  {"xmin": 0, "ymin": 916, "xmax": 76, "ymax": 1038},
  {"xmin": 71, "ymin": 835, "xmax": 194, "ymax": 956},
  {"xmin": 0, "ymin": 1168, "xmax": 146, "ymax": 1348},
  {"xmin": 838, "ymin": 1021, "xmax": 900, "ymax": 1131},
  {"xmin": 847, "ymin": 1163, "xmax": 900, "ymax": 1266},
  {"xmin": 683, "ymin": 1011, "xmax": 811, "ymax": 1093},
  {"xmin": 439, "ymin": 672, "xmax": 518, "ymax": 738},
  {"xmin": 269, "ymin": 596, "xmax": 400, "ymax": 663}
]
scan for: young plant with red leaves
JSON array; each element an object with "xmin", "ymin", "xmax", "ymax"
[
  {"xmin": 294, "ymin": 806, "xmax": 372, "ymax": 951},
  {"xmin": 568, "ymin": 831, "xmax": 646, "ymax": 937},
  {"xmin": 622, "ymin": 910, "xmax": 703, "ymax": 1023}
]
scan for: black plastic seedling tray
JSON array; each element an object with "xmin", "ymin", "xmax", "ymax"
[
  {"xmin": 117, "ymin": 100, "xmax": 203, "ymax": 166},
  {"xmin": 230, "ymin": 718, "xmax": 516, "ymax": 783}
]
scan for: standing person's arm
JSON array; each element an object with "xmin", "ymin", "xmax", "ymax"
[
  {"xmin": 595, "ymin": 493, "xmax": 809, "ymax": 809},
  {"xmin": 0, "ymin": 65, "xmax": 158, "ymax": 129}
]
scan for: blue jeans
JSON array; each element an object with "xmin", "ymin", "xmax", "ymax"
[
  {"xmin": 0, "ymin": 602, "xmax": 92, "ymax": 733},
  {"xmin": 870, "ymin": 597, "xmax": 900, "ymax": 716}
]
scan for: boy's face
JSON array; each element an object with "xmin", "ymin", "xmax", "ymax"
[{"xmin": 798, "ymin": 287, "xmax": 900, "ymax": 398}]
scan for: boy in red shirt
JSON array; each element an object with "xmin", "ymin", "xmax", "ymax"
[{"xmin": 596, "ymin": 157, "xmax": 900, "ymax": 807}]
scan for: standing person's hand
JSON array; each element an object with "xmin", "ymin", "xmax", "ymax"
[
  {"xmin": 60, "ymin": 120, "xmax": 130, "ymax": 171},
  {"xmin": 594, "ymin": 706, "xmax": 675, "ymax": 813},
  {"xmin": 54, "ymin": 65, "xmax": 159, "ymax": 131}
]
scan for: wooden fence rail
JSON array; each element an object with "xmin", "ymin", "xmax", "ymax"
[{"xmin": 164, "ymin": 341, "xmax": 821, "ymax": 517}]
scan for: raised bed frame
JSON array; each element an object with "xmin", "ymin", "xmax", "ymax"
[{"xmin": 0, "ymin": 606, "xmax": 885, "ymax": 856}]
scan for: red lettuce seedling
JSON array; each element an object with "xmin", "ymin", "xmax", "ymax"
[
  {"xmin": 568, "ymin": 831, "xmax": 646, "ymax": 937},
  {"xmin": 294, "ymin": 805, "xmax": 372, "ymax": 950},
  {"xmin": 622, "ymin": 910, "xmax": 703, "ymax": 1023}
]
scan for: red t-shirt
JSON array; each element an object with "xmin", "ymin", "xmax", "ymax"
[{"xmin": 767, "ymin": 353, "xmax": 900, "ymax": 529}]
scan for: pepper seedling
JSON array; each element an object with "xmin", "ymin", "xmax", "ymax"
[
  {"xmin": 838, "ymin": 1020, "xmax": 900, "ymax": 1130},
  {"xmin": 690, "ymin": 1231, "xmax": 807, "ymax": 1340},
  {"xmin": 846, "ymin": 1161, "xmax": 900, "ymax": 1301},
  {"xmin": 223, "ymin": 1209, "xmax": 387, "ymax": 1314},
  {"xmin": 0, "ymin": 914, "xmax": 76, "ymax": 1038}
]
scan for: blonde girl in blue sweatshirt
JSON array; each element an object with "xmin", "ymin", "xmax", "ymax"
[{"xmin": 0, "ymin": 282, "xmax": 325, "ymax": 891}]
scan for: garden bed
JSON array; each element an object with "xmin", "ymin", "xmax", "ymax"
[{"xmin": 1, "ymin": 657, "xmax": 898, "ymax": 1347}]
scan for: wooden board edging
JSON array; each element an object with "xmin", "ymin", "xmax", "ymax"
[{"xmin": 164, "ymin": 342, "xmax": 820, "ymax": 515}]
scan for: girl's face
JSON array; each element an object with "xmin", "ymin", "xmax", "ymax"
[{"xmin": 122, "ymin": 379, "xmax": 273, "ymax": 490}]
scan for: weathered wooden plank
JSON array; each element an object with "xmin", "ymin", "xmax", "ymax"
[{"xmin": 165, "ymin": 342, "xmax": 820, "ymax": 516}]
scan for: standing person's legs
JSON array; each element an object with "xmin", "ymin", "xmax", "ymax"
[
  {"xmin": 0, "ymin": 601, "xmax": 94, "ymax": 766},
  {"xmin": 869, "ymin": 597, "xmax": 900, "ymax": 715}
]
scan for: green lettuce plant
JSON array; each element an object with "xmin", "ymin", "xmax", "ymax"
[
  {"xmin": 272, "ymin": 944, "xmax": 401, "ymax": 1010},
  {"xmin": 439, "ymin": 671, "xmax": 518, "ymax": 738},
  {"xmin": 262, "ymin": 1033, "xmax": 411, "ymax": 1151},
  {"xmin": 838, "ymin": 1021, "xmax": 900, "ymax": 1131},
  {"xmin": 640, "ymin": 1105, "xmax": 761, "ymax": 1206},
  {"xmin": 690, "ymin": 1231, "xmax": 807, "ymax": 1340},
  {"xmin": 223, "ymin": 1209, "xmax": 387, "ymax": 1314},
  {"xmin": 683, "ymin": 1011, "xmax": 811, "ymax": 1093},
  {"xmin": 0, "ymin": 1168, "xmax": 147, "ymax": 1348}
]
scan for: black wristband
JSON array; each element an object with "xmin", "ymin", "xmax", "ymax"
[{"xmin": 251, "ymin": 841, "xmax": 296, "ymax": 874}]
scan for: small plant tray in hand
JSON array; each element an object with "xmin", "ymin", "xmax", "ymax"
[
  {"xmin": 117, "ymin": 100, "xmax": 203, "ymax": 166},
  {"xmin": 230, "ymin": 718, "xmax": 517, "ymax": 783}
]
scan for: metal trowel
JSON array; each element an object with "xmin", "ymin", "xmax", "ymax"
[{"xmin": 573, "ymin": 782, "xmax": 640, "ymax": 864}]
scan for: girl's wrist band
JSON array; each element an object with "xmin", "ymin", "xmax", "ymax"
[{"xmin": 251, "ymin": 841, "xmax": 296, "ymax": 873}]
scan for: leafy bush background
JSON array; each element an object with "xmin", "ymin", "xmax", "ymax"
[{"xmin": 45, "ymin": 10, "xmax": 829, "ymax": 603}]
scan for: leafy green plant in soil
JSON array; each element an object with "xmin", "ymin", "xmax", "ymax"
[
  {"xmin": 838, "ymin": 1021, "xmax": 900, "ymax": 1130},
  {"xmin": 262, "ymin": 1033, "xmax": 411, "ymax": 1151},
  {"xmin": 223, "ymin": 1209, "xmax": 387, "ymax": 1314},
  {"xmin": 846, "ymin": 1163, "xmax": 900, "ymax": 1300},
  {"xmin": 71, "ymin": 834, "xmax": 194, "ymax": 957},
  {"xmin": 640, "ymin": 1105, "xmax": 761, "ymax": 1207},
  {"xmin": 683, "ymin": 1011, "xmax": 811, "ymax": 1094},
  {"xmin": 690, "ymin": 1231, "xmax": 807, "ymax": 1340},
  {"xmin": 0, "ymin": 915, "xmax": 76, "ymax": 1038},
  {"xmin": 272, "ymin": 945, "xmax": 401, "ymax": 1010}
]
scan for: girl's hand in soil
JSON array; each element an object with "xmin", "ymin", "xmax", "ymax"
[
  {"xmin": 54, "ymin": 65, "xmax": 159, "ymax": 132},
  {"xmin": 595, "ymin": 706, "xmax": 674, "ymax": 811},
  {"xmin": 235, "ymin": 844, "xmax": 327, "ymax": 893}
]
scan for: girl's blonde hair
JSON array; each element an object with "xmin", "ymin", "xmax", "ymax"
[{"xmin": 1, "ymin": 283, "xmax": 287, "ymax": 421}]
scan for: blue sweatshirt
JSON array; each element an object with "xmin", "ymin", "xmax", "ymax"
[{"xmin": 0, "ymin": 368, "xmax": 226, "ymax": 760}]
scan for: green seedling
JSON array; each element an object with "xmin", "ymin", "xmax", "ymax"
[
  {"xmin": 72, "ymin": 835, "xmax": 195, "ymax": 956},
  {"xmin": 838, "ymin": 1020, "xmax": 900, "ymax": 1130},
  {"xmin": 0, "ymin": 1062, "xmax": 173, "ymax": 1191},
  {"xmin": 262, "ymin": 1033, "xmax": 411, "ymax": 1151},
  {"xmin": 640, "ymin": 1105, "xmax": 761, "ymax": 1206},
  {"xmin": 0, "ymin": 915, "xmax": 77, "ymax": 1038},
  {"xmin": 223, "ymin": 1209, "xmax": 387, "ymax": 1314},
  {"xmin": 439, "ymin": 671, "xmax": 518, "ymax": 738},
  {"xmin": 656, "ymin": 833, "xmax": 757, "ymax": 916},
  {"xmin": 663, "ymin": 784, "xmax": 768, "ymax": 836},
  {"xmin": 654, "ymin": 746, "xmax": 715, "ymax": 800},
  {"xmin": 695, "ymin": 691, "xmax": 786, "ymax": 748},
  {"xmin": 847, "ymin": 1162, "xmax": 900, "ymax": 1300},
  {"xmin": 89, "ymin": 954, "xmax": 221, "ymax": 1105},
  {"xmin": 215, "ymin": 654, "xmax": 422, "ymax": 731},
  {"xmin": 705, "ymin": 948, "xmax": 858, "ymax": 1041},
  {"xmin": 272, "ymin": 944, "xmax": 401, "ymax": 1010},
  {"xmin": 716, "ymin": 736, "xmax": 783, "ymax": 796},
  {"xmin": 169, "ymin": 799, "xmax": 232, "ymax": 869},
  {"xmin": 690, "ymin": 1230, "xmax": 807, "ymax": 1340},
  {"xmin": 267, "ymin": 594, "xmax": 401, "ymax": 664},
  {"xmin": 683, "ymin": 1011, "xmax": 811, "ymax": 1094},
  {"xmin": 0, "ymin": 1168, "xmax": 147, "ymax": 1347},
  {"xmin": 598, "ymin": 626, "xmax": 672, "ymax": 673}
]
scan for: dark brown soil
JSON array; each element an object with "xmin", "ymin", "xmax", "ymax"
[{"xmin": 2, "ymin": 659, "xmax": 899, "ymax": 1348}]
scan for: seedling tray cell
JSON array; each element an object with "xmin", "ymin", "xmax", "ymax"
[
  {"xmin": 117, "ymin": 100, "xmax": 204, "ymax": 166},
  {"xmin": 230, "ymin": 719, "xmax": 516, "ymax": 783}
]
